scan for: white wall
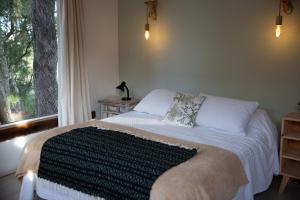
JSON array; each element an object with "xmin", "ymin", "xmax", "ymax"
[
  {"xmin": 0, "ymin": 0, "xmax": 119, "ymax": 177},
  {"xmin": 85, "ymin": 0, "xmax": 119, "ymax": 118},
  {"xmin": 119, "ymin": 0, "xmax": 300, "ymax": 124}
]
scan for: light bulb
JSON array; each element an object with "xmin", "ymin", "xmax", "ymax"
[
  {"xmin": 145, "ymin": 30, "xmax": 150, "ymax": 40},
  {"xmin": 144, "ymin": 23, "xmax": 150, "ymax": 40},
  {"xmin": 276, "ymin": 25, "xmax": 281, "ymax": 38}
]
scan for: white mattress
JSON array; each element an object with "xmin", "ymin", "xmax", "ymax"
[{"xmin": 20, "ymin": 110, "xmax": 279, "ymax": 200}]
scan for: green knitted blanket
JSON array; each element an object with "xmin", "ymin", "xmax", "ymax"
[{"xmin": 38, "ymin": 126, "xmax": 197, "ymax": 200}]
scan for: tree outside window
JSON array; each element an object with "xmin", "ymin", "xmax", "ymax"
[{"xmin": 0, "ymin": 0, "xmax": 57, "ymax": 126}]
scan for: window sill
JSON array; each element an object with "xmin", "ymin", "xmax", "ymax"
[{"xmin": 0, "ymin": 115, "xmax": 58, "ymax": 142}]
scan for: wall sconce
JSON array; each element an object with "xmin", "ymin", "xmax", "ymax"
[
  {"xmin": 144, "ymin": 0, "xmax": 157, "ymax": 40},
  {"xmin": 275, "ymin": 0, "xmax": 294, "ymax": 38}
]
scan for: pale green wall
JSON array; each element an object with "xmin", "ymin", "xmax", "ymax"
[{"xmin": 118, "ymin": 0, "xmax": 300, "ymax": 123}]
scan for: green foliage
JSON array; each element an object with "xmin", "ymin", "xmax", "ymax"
[
  {"xmin": 1, "ymin": 0, "xmax": 57, "ymax": 123},
  {"xmin": 6, "ymin": 94, "xmax": 19, "ymax": 107},
  {"xmin": 20, "ymin": 91, "xmax": 35, "ymax": 119},
  {"xmin": 0, "ymin": 0, "xmax": 34, "ymax": 122}
]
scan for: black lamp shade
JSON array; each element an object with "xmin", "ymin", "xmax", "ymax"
[
  {"xmin": 116, "ymin": 81, "xmax": 126, "ymax": 92},
  {"xmin": 116, "ymin": 81, "xmax": 131, "ymax": 101}
]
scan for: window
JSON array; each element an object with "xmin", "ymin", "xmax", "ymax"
[{"xmin": 0, "ymin": 0, "xmax": 57, "ymax": 126}]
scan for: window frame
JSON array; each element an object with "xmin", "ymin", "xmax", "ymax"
[{"xmin": 0, "ymin": 115, "xmax": 58, "ymax": 142}]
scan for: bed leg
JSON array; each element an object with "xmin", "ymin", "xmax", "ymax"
[
  {"xmin": 19, "ymin": 171, "xmax": 36, "ymax": 200},
  {"xmin": 279, "ymin": 176, "xmax": 289, "ymax": 193}
]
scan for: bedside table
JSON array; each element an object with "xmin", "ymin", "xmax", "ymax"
[
  {"xmin": 98, "ymin": 97, "xmax": 139, "ymax": 119},
  {"xmin": 279, "ymin": 112, "xmax": 300, "ymax": 193}
]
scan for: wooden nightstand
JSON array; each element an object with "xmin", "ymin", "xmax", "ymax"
[
  {"xmin": 98, "ymin": 97, "xmax": 139, "ymax": 119},
  {"xmin": 279, "ymin": 112, "xmax": 300, "ymax": 193}
]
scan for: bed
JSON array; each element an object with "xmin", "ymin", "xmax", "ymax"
[
  {"xmin": 17, "ymin": 90, "xmax": 279, "ymax": 200},
  {"xmin": 18, "ymin": 109, "xmax": 278, "ymax": 200}
]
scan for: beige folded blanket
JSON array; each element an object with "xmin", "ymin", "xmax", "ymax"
[{"xmin": 16, "ymin": 120, "xmax": 248, "ymax": 200}]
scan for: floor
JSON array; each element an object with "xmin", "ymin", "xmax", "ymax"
[
  {"xmin": 254, "ymin": 177, "xmax": 300, "ymax": 200},
  {"xmin": 0, "ymin": 173, "xmax": 21, "ymax": 200},
  {"xmin": 0, "ymin": 174, "xmax": 299, "ymax": 200}
]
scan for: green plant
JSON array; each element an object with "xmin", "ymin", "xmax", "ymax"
[
  {"xmin": 6, "ymin": 94, "xmax": 19, "ymax": 108},
  {"xmin": 20, "ymin": 90, "xmax": 35, "ymax": 119}
]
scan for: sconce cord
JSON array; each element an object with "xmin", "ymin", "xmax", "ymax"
[
  {"xmin": 278, "ymin": 0, "xmax": 282, "ymax": 16},
  {"xmin": 146, "ymin": 2, "xmax": 149, "ymax": 23}
]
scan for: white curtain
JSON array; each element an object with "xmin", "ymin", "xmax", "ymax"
[{"xmin": 57, "ymin": 0, "xmax": 91, "ymax": 126}]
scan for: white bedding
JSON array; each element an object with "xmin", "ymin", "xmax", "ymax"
[
  {"xmin": 20, "ymin": 110, "xmax": 279, "ymax": 200},
  {"xmin": 102, "ymin": 110, "xmax": 279, "ymax": 200}
]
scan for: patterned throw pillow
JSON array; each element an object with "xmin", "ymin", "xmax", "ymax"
[{"xmin": 164, "ymin": 92, "xmax": 206, "ymax": 128}]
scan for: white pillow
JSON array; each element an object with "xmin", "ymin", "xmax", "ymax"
[
  {"xmin": 196, "ymin": 93, "xmax": 259, "ymax": 136},
  {"xmin": 134, "ymin": 89, "xmax": 176, "ymax": 117}
]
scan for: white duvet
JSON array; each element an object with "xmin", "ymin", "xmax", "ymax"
[
  {"xmin": 20, "ymin": 109, "xmax": 279, "ymax": 200},
  {"xmin": 102, "ymin": 110, "xmax": 279, "ymax": 200}
]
